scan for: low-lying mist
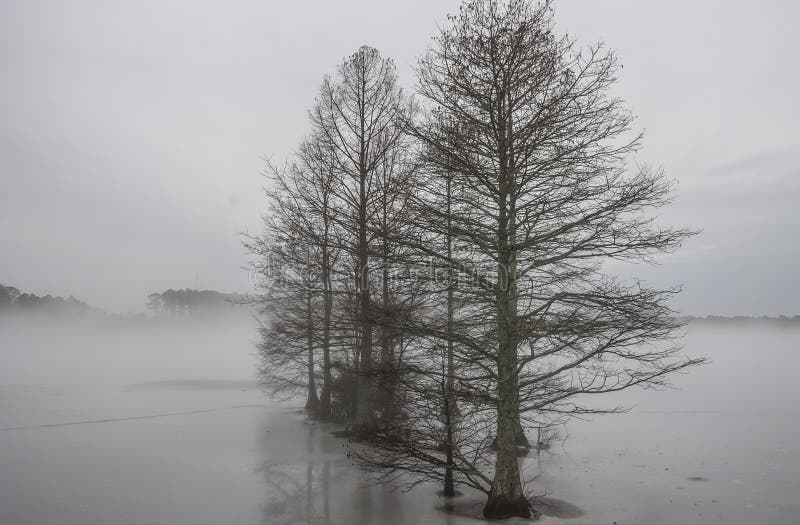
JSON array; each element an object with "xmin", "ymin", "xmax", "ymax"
[{"xmin": 1, "ymin": 315, "xmax": 798, "ymax": 524}]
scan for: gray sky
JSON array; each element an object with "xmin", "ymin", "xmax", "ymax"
[{"xmin": 1, "ymin": 0, "xmax": 798, "ymax": 315}]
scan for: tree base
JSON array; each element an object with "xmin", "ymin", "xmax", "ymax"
[
  {"xmin": 304, "ymin": 401, "xmax": 320, "ymax": 416},
  {"xmin": 315, "ymin": 403, "xmax": 332, "ymax": 421},
  {"xmin": 350, "ymin": 422, "xmax": 379, "ymax": 442},
  {"xmin": 436, "ymin": 488, "xmax": 463, "ymax": 498},
  {"xmin": 482, "ymin": 493, "xmax": 531, "ymax": 520},
  {"xmin": 443, "ymin": 480, "xmax": 456, "ymax": 498}
]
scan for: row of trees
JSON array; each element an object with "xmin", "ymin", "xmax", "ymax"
[
  {"xmin": 145, "ymin": 289, "xmax": 249, "ymax": 317},
  {"xmin": 247, "ymin": 0, "xmax": 702, "ymax": 518},
  {"xmin": 0, "ymin": 283, "xmax": 93, "ymax": 315}
]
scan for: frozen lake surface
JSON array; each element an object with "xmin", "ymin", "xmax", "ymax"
[{"xmin": 1, "ymin": 317, "xmax": 798, "ymax": 524}]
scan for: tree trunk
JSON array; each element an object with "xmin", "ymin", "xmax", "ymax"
[
  {"xmin": 379, "ymin": 198, "xmax": 394, "ymax": 422},
  {"xmin": 443, "ymin": 386, "xmax": 456, "ymax": 497},
  {"xmin": 318, "ymin": 281, "xmax": 332, "ymax": 418},
  {"xmin": 505, "ymin": 90, "xmax": 530, "ymax": 454},
  {"xmin": 514, "ymin": 401, "xmax": 530, "ymax": 449},
  {"xmin": 379, "ymin": 262, "xmax": 394, "ymax": 421},
  {"xmin": 443, "ymin": 175, "xmax": 457, "ymax": 497},
  {"xmin": 484, "ymin": 125, "xmax": 529, "ymax": 518},
  {"xmin": 354, "ymin": 158, "xmax": 376, "ymax": 439},
  {"xmin": 483, "ymin": 280, "xmax": 529, "ymax": 518},
  {"xmin": 318, "ymin": 216, "xmax": 333, "ymax": 420},
  {"xmin": 354, "ymin": 264, "xmax": 376, "ymax": 436},
  {"xmin": 305, "ymin": 288, "xmax": 319, "ymax": 414}
]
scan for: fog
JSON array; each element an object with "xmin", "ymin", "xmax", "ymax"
[
  {"xmin": 1, "ymin": 0, "xmax": 799, "ymax": 315},
  {"xmin": 2, "ymin": 0, "xmax": 799, "ymax": 523},
  {"xmin": 1, "ymin": 318, "xmax": 798, "ymax": 524}
]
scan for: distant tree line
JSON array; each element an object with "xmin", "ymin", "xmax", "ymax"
[
  {"xmin": 145, "ymin": 289, "xmax": 250, "ymax": 318},
  {"xmin": 683, "ymin": 315, "xmax": 800, "ymax": 327},
  {"xmin": 0, "ymin": 283, "xmax": 94, "ymax": 315}
]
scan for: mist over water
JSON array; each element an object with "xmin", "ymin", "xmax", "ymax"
[
  {"xmin": 2, "ymin": 0, "xmax": 799, "ymax": 523},
  {"xmin": 1, "ymin": 317, "xmax": 797, "ymax": 524}
]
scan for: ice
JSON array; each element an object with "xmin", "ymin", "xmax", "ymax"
[{"xmin": 1, "ymin": 317, "xmax": 798, "ymax": 524}]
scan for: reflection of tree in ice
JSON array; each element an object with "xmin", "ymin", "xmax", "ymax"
[
  {"xmin": 258, "ymin": 461, "xmax": 333, "ymax": 525},
  {"xmin": 257, "ymin": 424, "xmax": 332, "ymax": 525},
  {"xmin": 257, "ymin": 462, "xmax": 306, "ymax": 524}
]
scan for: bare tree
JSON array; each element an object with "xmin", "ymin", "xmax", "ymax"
[
  {"xmin": 250, "ymin": 2, "xmax": 702, "ymax": 518},
  {"xmin": 358, "ymin": 0, "xmax": 703, "ymax": 518},
  {"xmin": 291, "ymin": 136, "xmax": 343, "ymax": 419},
  {"xmin": 246, "ymin": 175, "xmax": 323, "ymax": 412},
  {"xmin": 311, "ymin": 46, "xmax": 413, "ymax": 439}
]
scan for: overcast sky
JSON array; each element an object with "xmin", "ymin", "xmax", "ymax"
[{"xmin": 1, "ymin": 0, "xmax": 798, "ymax": 315}]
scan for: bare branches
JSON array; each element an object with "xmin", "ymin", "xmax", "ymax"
[{"xmin": 248, "ymin": 1, "xmax": 702, "ymax": 519}]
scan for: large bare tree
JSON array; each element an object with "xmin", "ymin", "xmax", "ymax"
[
  {"xmin": 246, "ymin": 164, "xmax": 325, "ymax": 412},
  {"xmin": 250, "ymin": 1, "xmax": 702, "ymax": 518},
  {"xmin": 359, "ymin": 0, "xmax": 703, "ymax": 518},
  {"xmin": 311, "ymin": 46, "xmax": 414, "ymax": 438}
]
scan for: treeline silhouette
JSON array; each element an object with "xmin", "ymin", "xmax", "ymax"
[
  {"xmin": 0, "ymin": 283, "xmax": 96, "ymax": 316},
  {"xmin": 0, "ymin": 283, "xmax": 253, "ymax": 319},
  {"xmin": 145, "ymin": 289, "xmax": 251, "ymax": 318},
  {"xmin": 684, "ymin": 315, "xmax": 800, "ymax": 327}
]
